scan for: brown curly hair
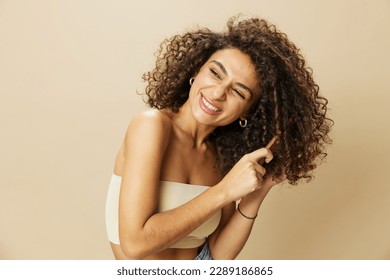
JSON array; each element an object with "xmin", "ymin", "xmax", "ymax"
[{"xmin": 142, "ymin": 16, "xmax": 333, "ymax": 185}]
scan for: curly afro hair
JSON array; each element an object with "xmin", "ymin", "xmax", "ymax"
[{"xmin": 142, "ymin": 16, "xmax": 333, "ymax": 185}]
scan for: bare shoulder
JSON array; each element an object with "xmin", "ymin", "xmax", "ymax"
[
  {"xmin": 124, "ymin": 110, "xmax": 173, "ymax": 152},
  {"xmin": 115, "ymin": 110, "xmax": 173, "ymax": 175},
  {"xmin": 128, "ymin": 109, "xmax": 172, "ymax": 130}
]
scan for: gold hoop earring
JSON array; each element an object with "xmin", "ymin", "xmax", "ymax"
[
  {"xmin": 189, "ymin": 78, "xmax": 194, "ymax": 86},
  {"xmin": 239, "ymin": 118, "xmax": 248, "ymax": 128}
]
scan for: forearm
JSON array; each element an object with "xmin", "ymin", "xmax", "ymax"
[
  {"xmin": 209, "ymin": 186, "xmax": 271, "ymax": 259},
  {"xmin": 120, "ymin": 184, "xmax": 227, "ymax": 259}
]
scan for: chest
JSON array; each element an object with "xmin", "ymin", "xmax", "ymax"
[{"xmin": 160, "ymin": 138, "xmax": 220, "ymax": 186}]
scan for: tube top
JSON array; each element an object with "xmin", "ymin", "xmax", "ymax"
[{"xmin": 105, "ymin": 173, "xmax": 222, "ymax": 249}]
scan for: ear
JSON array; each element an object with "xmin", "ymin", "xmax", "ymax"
[
  {"xmin": 239, "ymin": 111, "xmax": 249, "ymax": 120},
  {"xmin": 192, "ymin": 70, "xmax": 200, "ymax": 78},
  {"xmin": 239, "ymin": 116, "xmax": 246, "ymax": 121}
]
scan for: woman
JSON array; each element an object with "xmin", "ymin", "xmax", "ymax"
[{"xmin": 105, "ymin": 16, "xmax": 332, "ymax": 260}]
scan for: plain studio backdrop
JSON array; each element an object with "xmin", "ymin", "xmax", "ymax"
[{"xmin": 0, "ymin": 0, "xmax": 389, "ymax": 259}]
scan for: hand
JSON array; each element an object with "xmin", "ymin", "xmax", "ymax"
[
  {"xmin": 218, "ymin": 147, "xmax": 274, "ymax": 202},
  {"xmin": 261, "ymin": 172, "xmax": 287, "ymax": 191},
  {"xmin": 256, "ymin": 136, "xmax": 286, "ymax": 191}
]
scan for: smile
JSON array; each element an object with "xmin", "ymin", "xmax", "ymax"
[{"xmin": 200, "ymin": 94, "xmax": 222, "ymax": 114}]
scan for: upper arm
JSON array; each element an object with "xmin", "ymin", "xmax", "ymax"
[{"xmin": 118, "ymin": 110, "xmax": 172, "ymax": 243}]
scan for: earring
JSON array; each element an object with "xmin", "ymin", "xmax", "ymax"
[
  {"xmin": 189, "ymin": 78, "xmax": 194, "ymax": 86},
  {"xmin": 239, "ymin": 118, "xmax": 248, "ymax": 128}
]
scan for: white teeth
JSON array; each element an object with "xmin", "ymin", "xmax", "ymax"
[{"xmin": 201, "ymin": 96, "xmax": 220, "ymax": 112}]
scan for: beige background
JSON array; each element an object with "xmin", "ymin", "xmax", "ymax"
[{"xmin": 1, "ymin": 0, "xmax": 389, "ymax": 259}]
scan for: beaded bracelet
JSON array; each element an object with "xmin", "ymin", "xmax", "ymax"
[{"xmin": 237, "ymin": 203, "xmax": 258, "ymax": 220}]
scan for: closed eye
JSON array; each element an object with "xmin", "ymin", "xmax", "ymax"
[
  {"xmin": 233, "ymin": 89, "xmax": 245, "ymax": 100},
  {"xmin": 210, "ymin": 68, "xmax": 221, "ymax": 79}
]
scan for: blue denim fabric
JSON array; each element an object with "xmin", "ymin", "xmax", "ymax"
[{"xmin": 194, "ymin": 243, "xmax": 212, "ymax": 260}]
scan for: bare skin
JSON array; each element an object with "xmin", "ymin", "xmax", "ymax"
[
  {"xmin": 111, "ymin": 110, "xmax": 225, "ymax": 259},
  {"xmin": 109, "ymin": 49, "xmax": 283, "ymax": 260}
]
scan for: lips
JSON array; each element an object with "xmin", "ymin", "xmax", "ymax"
[{"xmin": 199, "ymin": 93, "xmax": 222, "ymax": 115}]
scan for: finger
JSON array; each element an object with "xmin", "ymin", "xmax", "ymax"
[
  {"xmin": 253, "ymin": 163, "xmax": 266, "ymax": 177},
  {"xmin": 265, "ymin": 136, "xmax": 277, "ymax": 150},
  {"xmin": 275, "ymin": 173, "xmax": 288, "ymax": 183},
  {"xmin": 263, "ymin": 172, "xmax": 287, "ymax": 187},
  {"xmin": 249, "ymin": 147, "xmax": 273, "ymax": 165}
]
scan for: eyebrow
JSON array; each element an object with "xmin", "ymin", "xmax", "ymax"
[{"xmin": 210, "ymin": 60, "xmax": 254, "ymax": 98}]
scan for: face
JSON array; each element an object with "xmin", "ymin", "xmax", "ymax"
[{"xmin": 188, "ymin": 48, "xmax": 260, "ymax": 127}]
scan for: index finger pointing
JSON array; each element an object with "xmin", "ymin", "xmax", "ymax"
[
  {"xmin": 265, "ymin": 136, "xmax": 277, "ymax": 150},
  {"xmin": 248, "ymin": 147, "xmax": 273, "ymax": 165}
]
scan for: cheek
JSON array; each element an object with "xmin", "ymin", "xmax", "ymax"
[{"xmin": 226, "ymin": 100, "xmax": 248, "ymax": 117}]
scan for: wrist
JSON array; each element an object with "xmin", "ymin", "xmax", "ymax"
[
  {"xmin": 237, "ymin": 203, "xmax": 258, "ymax": 220},
  {"xmin": 211, "ymin": 181, "xmax": 232, "ymax": 208},
  {"xmin": 238, "ymin": 186, "xmax": 272, "ymax": 217},
  {"xmin": 244, "ymin": 183, "xmax": 272, "ymax": 203}
]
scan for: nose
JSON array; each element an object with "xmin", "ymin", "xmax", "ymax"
[{"xmin": 210, "ymin": 84, "xmax": 227, "ymax": 101}]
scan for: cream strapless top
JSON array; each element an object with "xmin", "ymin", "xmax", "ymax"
[{"xmin": 105, "ymin": 174, "xmax": 222, "ymax": 249}]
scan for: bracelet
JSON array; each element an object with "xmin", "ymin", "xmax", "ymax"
[{"xmin": 237, "ymin": 203, "xmax": 258, "ymax": 220}]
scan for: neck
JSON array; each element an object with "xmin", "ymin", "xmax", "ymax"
[{"xmin": 172, "ymin": 101, "xmax": 216, "ymax": 149}]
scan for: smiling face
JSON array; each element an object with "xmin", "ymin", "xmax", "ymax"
[{"xmin": 188, "ymin": 48, "xmax": 260, "ymax": 127}]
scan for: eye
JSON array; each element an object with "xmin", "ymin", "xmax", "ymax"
[
  {"xmin": 233, "ymin": 89, "xmax": 245, "ymax": 100},
  {"xmin": 210, "ymin": 68, "xmax": 221, "ymax": 79}
]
